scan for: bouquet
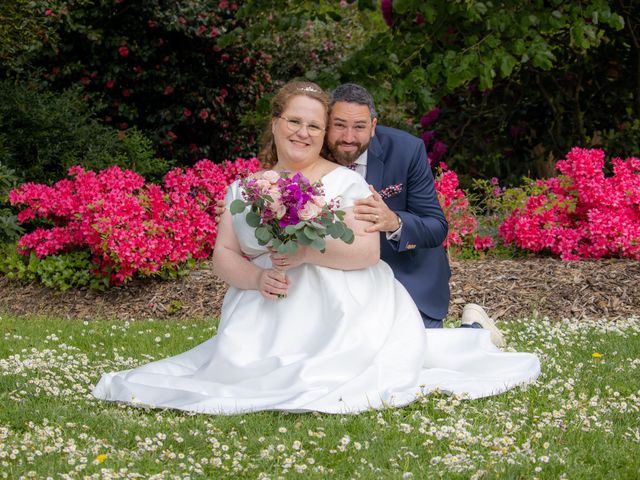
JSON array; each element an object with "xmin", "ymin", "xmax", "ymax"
[{"xmin": 229, "ymin": 170, "xmax": 354, "ymax": 254}]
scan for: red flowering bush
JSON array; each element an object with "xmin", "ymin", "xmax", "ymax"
[
  {"xmin": 434, "ymin": 164, "xmax": 492, "ymax": 253},
  {"xmin": 30, "ymin": 0, "xmax": 272, "ymax": 164},
  {"xmin": 9, "ymin": 158, "xmax": 260, "ymax": 285},
  {"xmin": 499, "ymin": 148, "xmax": 640, "ymax": 260}
]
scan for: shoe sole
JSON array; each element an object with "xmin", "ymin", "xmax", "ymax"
[{"xmin": 461, "ymin": 305, "xmax": 505, "ymax": 347}]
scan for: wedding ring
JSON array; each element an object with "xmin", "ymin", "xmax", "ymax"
[{"xmin": 375, "ymin": 214, "xmax": 379, "ymax": 222}]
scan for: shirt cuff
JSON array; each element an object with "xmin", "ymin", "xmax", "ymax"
[{"xmin": 385, "ymin": 224, "xmax": 402, "ymax": 242}]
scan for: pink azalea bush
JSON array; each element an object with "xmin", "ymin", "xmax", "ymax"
[
  {"xmin": 434, "ymin": 163, "xmax": 493, "ymax": 252},
  {"xmin": 9, "ymin": 158, "xmax": 260, "ymax": 284},
  {"xmin": 499, "ymin": 147, "xmax": 640, "ymax": 260}
]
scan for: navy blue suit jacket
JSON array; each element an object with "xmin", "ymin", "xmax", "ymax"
[{"xmin": 365, "ymin": 125, "xmax": 451, "ymax": 320}]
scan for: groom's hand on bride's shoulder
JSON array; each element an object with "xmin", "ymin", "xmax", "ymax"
[{"xmin": 354, "ymin": 185, "xmax": 401, "ymax": 234}]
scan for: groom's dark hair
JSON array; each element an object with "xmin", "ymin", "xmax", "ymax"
[{"xmin": 329, "ymin": 83, "xmax": 377, "ymax": 119}]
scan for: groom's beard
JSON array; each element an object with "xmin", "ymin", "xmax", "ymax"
[{"xmin": 328, "ymin": 139, "xmax": 370, "ymax": 167}]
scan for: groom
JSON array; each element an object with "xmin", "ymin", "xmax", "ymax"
[{"xmin": 326, "ymin": 84, "xmax": 503, "ymax": 345}]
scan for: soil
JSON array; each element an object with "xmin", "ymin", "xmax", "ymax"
[{"xmin": 0, "ymin": 258, "xmax": 638, "ymax": 322}]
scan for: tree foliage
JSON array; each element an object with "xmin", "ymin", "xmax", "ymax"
[
  {"xmin": 334, "ymin": 1, "xmax": 637, "ymax": 180},
  {"xmin": 2, "ymin": 1, "xmax": 638, "ymax": 182},
  {"xmin": 342, "ymin": 1, "xmax": 624, "ymax": 111},
  {"xmin": 0, "ymin": 0, "xmax": 59, "ymax": 73},
  {"xmin": 2, "ymin": 0, "xmax": 272, "ymax": 165},
  {"xmin": 222, "ymin": 0, "xmax": 382, "ymax": 131}
]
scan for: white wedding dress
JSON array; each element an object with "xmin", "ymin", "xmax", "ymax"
[{"xmin": 93, "ymin": 168, "xmax": 540, "ymax": 414}]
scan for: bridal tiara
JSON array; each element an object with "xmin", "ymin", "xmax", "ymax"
[{"xmin": 297, "ymin": 86, "xmax": 320, "ymax": 93}]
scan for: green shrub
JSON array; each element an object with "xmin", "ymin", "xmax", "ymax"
[
  {"xmin": 0, "ymin": 244, "xmax": 105, "ymax": 290},
  {"xmin": 85, "ymin": 127, "xmax": 173, "ymax": 183},
  {"xmin": 0, "ymin": 162, "xmax": 23, "ymax": 242},
  {"xmin": 469, "ymin": 177, "xmax": 545, "ymax": 244},
  {"xmin": 0, "ymin": 241, "xmax": 201, "ymax": 290},
  {"xmin": 0, "ymin": 80, "xmax": 171, "ymax": 183},
  {"xmin": 592, "ymin": 117, "xmax": 640, "ymax": 162}
]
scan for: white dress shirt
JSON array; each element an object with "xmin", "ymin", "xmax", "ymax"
[{"xmin": 351, "ymin": 151, "xmax": 402, "ymax": 241}]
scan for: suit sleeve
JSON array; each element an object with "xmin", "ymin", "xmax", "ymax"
[{"xmin": 387, "ymin": 141, "xmax": 448, "ymax": 252}]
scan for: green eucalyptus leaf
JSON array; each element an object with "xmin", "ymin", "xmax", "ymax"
[
  {"xmin": 341, "ymin": 228, "xmax": 355, "ymax": 244},
  {"xmin": 229, "ymin": 199, "xmax": 246, "ymax": 215},
  {"xmin": 285, "ymin": 224, "xmax": 300, "ymax": 235},
  {"xmin": 280, "ymin": 241, "xmax": 298, "ymax": 254},
  {"xmin": 303, "ymin": 225, "xmax": 320, "ymax": 239},
  {"xmin": 311, "ymin": 238, "xmax": 325, "ymax": 251},
  {"xmin": 255, "ymin": 226, "xmax": 271, "ymax": 242},
  {"xmin": 327, "ymin": 222, "xmax": 345, "ymax": 238},
  {"xmin": 246, "ymin": 211, "xmax": 261, "ymax": 228},
  {"xmin": 296, "ymin": 231, "xmax": 314, "ymax": 245}
]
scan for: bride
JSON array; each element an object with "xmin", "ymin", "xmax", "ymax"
[{"xmin": 92, "ymin": 81, "xmax": 540, "ymax": 414}]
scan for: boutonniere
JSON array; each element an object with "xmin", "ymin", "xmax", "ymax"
[{"xmin": 379, "ymin": 183, "xmax": 403, "ymax": 200}]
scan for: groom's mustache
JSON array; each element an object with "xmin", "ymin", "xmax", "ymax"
[{"xmin": 334, "ymin": 140, "xmax": 362, "ymax": 149}]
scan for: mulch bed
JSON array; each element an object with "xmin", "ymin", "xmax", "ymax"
[{"xmin": 0, "ymin": 258, "xmax": 638, "ymax": 322}]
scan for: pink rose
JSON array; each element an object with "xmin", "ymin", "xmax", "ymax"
[
  {"xmin": 298, "ymin": 202, "xmax": 322, "ymax": 221},
  {"xmin": 262, "ymin": 170, "xmax": 280, "ymax": 184},
  {"xmin": 311, "ymin": 195, "xmax": 326, "ymax": 207},
  {"xmin": 270, "ymin": 201, "xmax": 286, "ymax": 219},
  {"xmin": 255, "ymin": 178, "xmax": 271, "ymax": 193},
  {"xmin": 266, "ymin": 186, "xmax": 281, "ymax": 203}
]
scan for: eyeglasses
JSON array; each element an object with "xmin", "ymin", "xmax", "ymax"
[{"xmin": 279, "ymin": 116, "xmax": 325, "ymax": 137}]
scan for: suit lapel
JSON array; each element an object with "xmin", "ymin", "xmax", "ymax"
[{"xmin": 365, "ymin": 132, "xmax": 384, "ymax": 191}]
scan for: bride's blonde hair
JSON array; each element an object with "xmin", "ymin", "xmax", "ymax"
[{"xmin": 258, "ymin": 81, "xmax": 329, "ymax": 168}]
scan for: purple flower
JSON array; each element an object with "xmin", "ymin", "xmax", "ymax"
[
  {"xmin": 381, "ymin": 0, "xmax": 393, "ymax": 27},
  {"xmin": 420, "ymin": 107, "xmax": 440, "ymax": 128},
  {"xmin": 428, "ymin": 141, "xmax": 448, "ymax": 164},
  {"xmin": 421, "ymin": 130, "xmax": 435, "ymax": 148}
]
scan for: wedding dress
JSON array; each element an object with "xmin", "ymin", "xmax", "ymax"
[{"xmin": 93, "ymin": 168, "xmax": 540, "ymax": 414}]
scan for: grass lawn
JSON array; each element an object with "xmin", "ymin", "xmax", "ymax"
[{"xmin": 0, "ymin": 313, "xmax": 638, "ymax": 479}]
